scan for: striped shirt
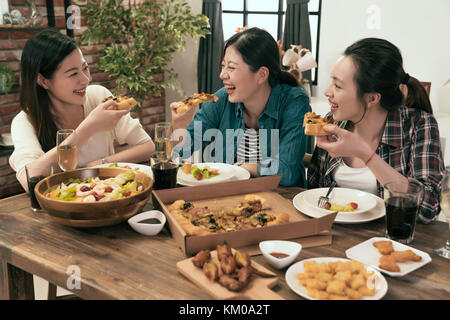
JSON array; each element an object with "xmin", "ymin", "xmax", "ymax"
[
  {"xmin": 236, "ymin": 127, "xmax": 261, "ymax": 163},
  {"xmin": 307, "ymin": 106, "xmax": 445, "ymax": 223}
]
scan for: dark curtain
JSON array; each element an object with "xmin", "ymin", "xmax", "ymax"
[
  {"xmin": 283, "ymin": 0, "xmax": 312, "ymax": 81},
  {"xmin": 197, "ymin": 0, "xmax": 224, "ymax": 94}
]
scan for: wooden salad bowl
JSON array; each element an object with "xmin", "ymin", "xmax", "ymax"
[{"xmin": 35, "ymin": 167, "xmax": 153, "ymax": 228}]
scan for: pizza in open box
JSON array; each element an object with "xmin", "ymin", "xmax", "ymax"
[{"xmin": 168, "ymin": 194, "xmax": 289, "ymax": 236}]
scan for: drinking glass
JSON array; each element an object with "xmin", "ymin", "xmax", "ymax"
[
  {"xmin": 384, "ymin": 179, "xmax": 424, "ymax": 244},
  {"xmin": 150, "ymin": 154, "xmax": 178, "ymax": 190},
  {"xmin": 435, "ymin": 167, "xmax": 450, "ymax": 259},
  {"xmin": 25, "ymin": 162, "xmax": 55, "ymax": 212},
  {"xmin": 56, "ymin": 129, "xmax": 78, "ymax": 171},
  {"xmin": 154, "ymin": 122, "xmax": 173, "ymax": 161}
]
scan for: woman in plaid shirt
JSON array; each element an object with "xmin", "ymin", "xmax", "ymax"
[{"xmin": 307, "ymin": 38, "xmax": 445, "ymax": 223}]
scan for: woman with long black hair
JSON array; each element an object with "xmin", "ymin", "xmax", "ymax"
[
  {"xmin": 171, "ymin": 27, "xmax": 311, "ymax": 187},
  {"xmin": 308, "ymin": 37, "xmax": 444, "ymax": 222},
  {"xmin": 9, "ymin": 29, "xmax": 155, "ymax": 191}
]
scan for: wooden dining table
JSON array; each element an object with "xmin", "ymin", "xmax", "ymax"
[{"xmin": 1, "ymin": 186, "xmax": 449, "ymax": 300}]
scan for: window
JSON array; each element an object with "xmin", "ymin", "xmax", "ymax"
[{"xmin": 222, "ymin": 0, "xmax": 322, "ymax": 84}]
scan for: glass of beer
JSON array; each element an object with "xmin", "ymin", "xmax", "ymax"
[
  {"xmin": 384, "ymin": 179, "xmax": 424, "ymax": 244},
  {"xmin": 56, "ymin": 129, "xmax": 78, "ymax": 171},
  {"xmin": 435, "ymin": 167, "xmax": 450, "ymax": 259},
  {"xmin": 154, "ymin": 122, "xmax": 173, "ymax": 161}
]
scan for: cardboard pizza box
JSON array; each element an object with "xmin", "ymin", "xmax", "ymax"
[{"xmin": 152, "ymin": 175, "xmax": 336, "ymax": 256}]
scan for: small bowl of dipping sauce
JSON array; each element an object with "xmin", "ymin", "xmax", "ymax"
[
  {"xmin": 128, "ymin": 210, "xmax": 166, "ymax": 236},
  {"xmin": 259, "ymin": 240, "xmax": 302, "ymax": 269}
]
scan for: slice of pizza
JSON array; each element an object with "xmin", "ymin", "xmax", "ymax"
[
  {"xmin": 103, "ymin": 95, "xmax": 138, "ymax": 111},
  {"xmin": 303, "ymin": 112, "xmax": 337, "ymax": 136},
  {"xmin": 176, "ymin": 92, "xmax": 218, "ymax": 114},
  {"xmin": 232, "ymin": 194, "xmax": 267, "ymax": 216}
]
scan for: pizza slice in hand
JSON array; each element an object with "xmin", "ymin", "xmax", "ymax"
[
  {"xmin": 176, "ymin": 92, "xmax": 218, "ymax": 114},
  {"xmin": 303, "ymin": 112, "xmax": 337, "ymax": 136},
  {"xmin": 103, "ymin": 95, "xmax": 138, "ymax": 111}
]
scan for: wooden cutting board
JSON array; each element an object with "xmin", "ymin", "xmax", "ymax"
[{"xmin": 176, "ymin": 249, "xmax": 284, "ymax": 300}]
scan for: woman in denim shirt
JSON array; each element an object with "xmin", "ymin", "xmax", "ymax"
[{"xmin": 171, "ymin": 28, "xmax": 311, "ymax": 187}]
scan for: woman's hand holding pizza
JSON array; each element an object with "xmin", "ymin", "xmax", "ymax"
[
  {"xmin": 82, "ymin": 99, "xmax": 130, "ymax": 134},
  {"xmin": 170, "ymin": 101, "xmax": 196, "ymax": 131},
  {"xmin": 315, "ymin": 125, "xmax": 372, "ymax": 161}
]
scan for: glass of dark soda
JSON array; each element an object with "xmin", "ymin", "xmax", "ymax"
[
  {"xmin": 25, "ymin": 162, "xmax": 55, "ymax": 212},
  {"xmin": 384, "ymin": 179, "xmax": 424, "ymax": 244}
]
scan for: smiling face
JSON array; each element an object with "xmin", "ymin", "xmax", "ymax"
[
  {"xmin": 324, "ymin": 56, "xmax": 366, "ymax": 123},
  {"xmin": 39, "ymin": 48, "xmax": 91, "ymax": 108},
  {"xmin": 219, "ymin": 45, "xmax": 262, "ymax": 104}
]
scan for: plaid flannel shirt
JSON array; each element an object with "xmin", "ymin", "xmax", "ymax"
[{"xmin": 307, "ymin": 106, "xmax": 445, "ymax": 223}]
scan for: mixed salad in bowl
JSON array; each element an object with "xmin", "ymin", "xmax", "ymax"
[{"xmin": 45, "ymin": 171, "xmax": 143, "ymax": 202}]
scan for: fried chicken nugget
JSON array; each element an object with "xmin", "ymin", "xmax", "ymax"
[
  {"xmin": 344, "ymin": 287, "xmax": 363, "ymax": 300},
  {"xmin": 307, "ymin": 287, "xmax": 329, "ymax": 300},
  {"xmin": 305, "ymin": 278, "xmax": 328, "ymax": 291},
  {"xmin": 379, "ymin": 254, "xmax": 400, "ymax": 272},
  {"xmin": 373, "ymin": 240, "xmax": 394, "ymax": 255},
  {"xmin": 314, "ymin": 271, "xmax": 333, "ymax": 282},
  {"xmin": 334, "ymin": 270, "xmax": 352, "ymax": 284},
  {"xmin": 349, "ymin": 274, "xmax": 366, "ymax": 290},
  {"xmin": 358, "ymin": 284, "xmax": 375, "ymax": 296},
  {"xmin": 349, "ymin": 260, "xmax": 365, "ymax": 274},
  {"xmin": 391, "ymin": 250, "xmax": 422, "ymax": 262},
  {"xmin": 297, "ymin": 272, "xmax": 314, "ymax": 286},
  {"xmin": 326, "ymin": 280, "xmax": 346, "ymax": 295}
]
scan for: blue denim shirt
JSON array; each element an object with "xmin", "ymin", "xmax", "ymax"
[{"xmin": 174, "ymin": 84, "xmax": 311, "ymax": 187}]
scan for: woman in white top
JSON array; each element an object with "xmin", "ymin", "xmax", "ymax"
[{"xmin": 9, "ymin": 29, "xmax": 155, "ymax": 191}]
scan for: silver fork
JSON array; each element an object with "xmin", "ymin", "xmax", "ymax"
[{"xmin": 318, "ymin": 181, "xmax": 337, "ymax": 208}]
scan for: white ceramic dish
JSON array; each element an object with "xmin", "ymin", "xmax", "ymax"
[
  {"xmin": 259, "ymin": 240, "xmax": 302, "ymax": 269},
  {"xmin": 177, "ymin": 162, "xmax": 250, "ymax": 186},
  {"xmin": 95, "ymin": 162, "xmax": 153, "ymax": 180},
  {"xmin": 302, "ymin": 187, "xmax": 377, "ymax": 215},
  {"xmin": 285, "ymin": 257, "xmax": 388, "ymax": 300},
  {"xmin": 345, "ymin": 237, "xmax": 432, "ymax": 277},
  {"xmin": 128, "ymin": 210, "xmax": 166, "ymax": 236},
  {"xmin": 292, "ymin": 191, "xmax": 385, "ymax": 224}
]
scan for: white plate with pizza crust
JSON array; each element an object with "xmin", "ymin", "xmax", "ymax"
[
  {"xmin": 94, "ymin": 162, "xmax": 153, "ymax": 180},
  {"xmin": 285, "ymin": 257, "xmax": 388, "ymax": 300},
  {"xmin": 177, "ymin": 162, "xmax": 241, "ymax": 186},
  {"xmin": 292, "ymin": 191, "xmax": 385, "ymax": 224}
]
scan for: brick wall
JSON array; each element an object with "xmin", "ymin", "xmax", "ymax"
[{"xmin": 0, "ymin": 0, "xmax": 166, "ymax": 198}]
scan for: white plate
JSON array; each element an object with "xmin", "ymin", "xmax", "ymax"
[
  {"xmin": 177, "ymin": 162, "xmax": 250, "ymax": 186},
  {"xmin": 302, "ymin": 187, "xmax": 377, "ymax": 215},
  {"xmin": 292, "ymin": 191, "xmax": 385, "ymax": 224},
  {"xmin": 285, "ymin": 257, "xmax": 388, "ymax": 300},
  {"xmin": 345, "ymin": 237, "xmax": 432, "ymax": 277},
  {"xmin": 94, "ymin": 162, "xmax": 153, "ymax": 180}
]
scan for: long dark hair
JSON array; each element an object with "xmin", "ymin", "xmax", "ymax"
[
  {"xmin": 223, "ymin": 27, "xmax": 298, "ymax": 88},
  {"xmin": 20, "ymin": 29, "xmax": 78, "ymax": 152},
  {"xmin": 344, "ymin": 38, "xmax": 432, "ymax": 114}
]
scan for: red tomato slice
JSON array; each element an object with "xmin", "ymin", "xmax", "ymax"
[{"xmin": 348, "ymin": 202, "xmax": 358, "ymax": 210}]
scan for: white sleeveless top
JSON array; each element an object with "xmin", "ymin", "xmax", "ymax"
[{"xmin": 333, "ymin": 161, "xmax": 378, "ymax": 195}]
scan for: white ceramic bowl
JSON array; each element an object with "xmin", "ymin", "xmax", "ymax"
[
  {"xmin": 259, "ymin": 240, "xmax": 302, "ymax": 269},
  {"xmin": 128, "ymin": 210, "xmax": 166, "ymax": 236}
]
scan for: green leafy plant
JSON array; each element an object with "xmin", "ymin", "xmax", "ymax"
[
  {"xmin": 0, "ymin": 64, "xmax": 13, "ymax": 95},
  {"xmin": 81, "ymin": 0, "xmax": 210, "ymax": 105}
]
